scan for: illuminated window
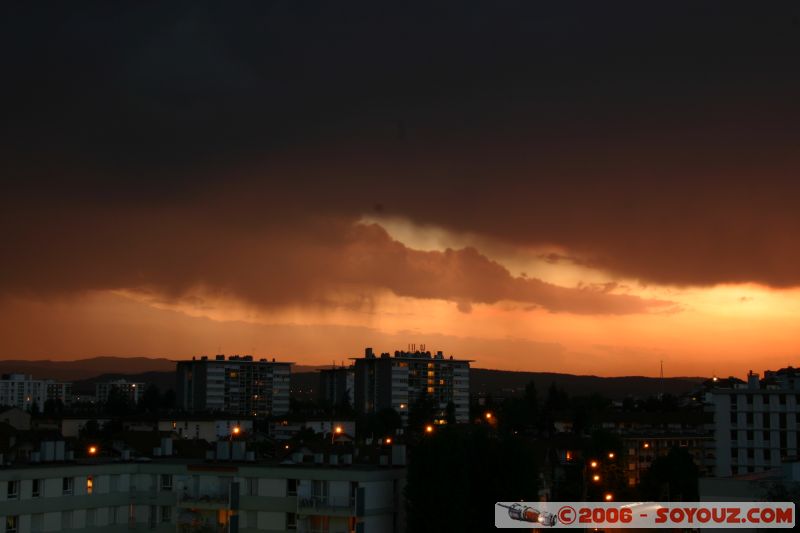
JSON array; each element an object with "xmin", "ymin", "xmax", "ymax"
[
  {"xmin": 86, "ymin": 476, "xmax": 93, "ymax": 495},
  {"xmin": 427, "ymin": 387, "xmax": 434, "ymax": 393}
]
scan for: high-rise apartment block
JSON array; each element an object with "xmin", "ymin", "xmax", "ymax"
[
  {"xmin": 705, "ymin": 367, "xmax": 800, "ymax": 477},
  {"xmin": 176, "ymin": 355, "xmax": 291, "ymax": 417},
  {"xmin": 318, "ymin": 366, "xmax": 355, "ymax": 408},
  {"xmin": 0, "ymin": 374, "xmax": 72, "ymax": 412},
  {"xmin": 353, "ymin": 347, "xmax": 471, "ymax": 424}
]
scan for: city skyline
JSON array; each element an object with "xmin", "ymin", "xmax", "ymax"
[{"xmin": 3, "ymin": 3, "xmax": 800, "ymax": 377}]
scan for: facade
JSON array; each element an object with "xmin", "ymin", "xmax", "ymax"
[
  {"xmin": 318, "ymin": 368, "xmax": 355, "ymax": 408},
  {"xmin": 269, "ymin": 420, "xmax": 356, "ymax": 442},
  {"xmin": 176, "ymin": 355, "xmax": 291, "ymax": 417},
  {"xmin": 596, "ymin": 411, "xmax": 713, "ymax": 485},
  {"xmin": 158, "ymin": 418, "xmax": 256, "ymax": 442},
  {"xmin": 95, "ymin": 380, "xmax": 145, "ymax": 405},
  {"xmin": 0, "ymin": 374, "xmax": 72, "ymax": 412},
  {"xmin": 705, "ymin": 368, "xmax": 800, "ymax": 477},
  {"xmin": 0, "ymin": 456, "xmax": 405, "ymax": 533},
  {"xmin": 352, "ymin": 348, "xmax": 471, "ymax": 424}
]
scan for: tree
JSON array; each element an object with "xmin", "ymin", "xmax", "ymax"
[
  {"xmin": 445, "ymin": 401, "xmax": 456, "ymax": 425},
  {"xmin": 640, "ymin": 448, "xmax": 699, "ymax": 501},
  {"xmin": 43, "ymin": 398, "xmax": 64, "ymax": 417},
  {"xmin": 406, "ymin": 426, "xmax": 539, "ymax": 532},
  {"xmin": 104, "ymin": 387, "xmax": 132, "ymax": 417},
  {"xmin": 138, "ymin": 385, "xmax": 161, "ymax": 414}
]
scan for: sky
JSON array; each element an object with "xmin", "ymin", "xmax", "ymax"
[{"xmin": 2, "ymin": 1, "xmax": 800, "ymax": 376}]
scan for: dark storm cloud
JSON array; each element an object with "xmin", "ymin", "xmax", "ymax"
[
  {"xmin": 3, "ymin": 0, "xmax": 800, "ymax": 293},
  {"xmin": 0, "ymin": 191, "xmax": 669, "ymax": 314}
]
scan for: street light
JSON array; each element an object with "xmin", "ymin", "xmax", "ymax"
[
  {"xmin": 485, "ymin": 412, "xmax": 493, "ymax": 420},
  {"xmin": 385, "ymin": 437, "xmax": 392, "ymax": 445},
  {"xmin": 88, "ymin": 445, "xmax": 98, "ymax": 456},
  {"xmin": 604, "ymin": 493, "xmax": 613, "ymax": 502},
  {"xmin": 425, "ymin": 425, "xmax": 434, "ymax": 434},
  {"xmin": 589, "ymin": 460, "xmax": 598, "ymax": 468},
  {"xmin": 592, "ymin": 474, "xmax": 600, "ymax": 482},
  {"xmin": 608, "ymin": 452, "xmax": 615, "ymax": 459},
  {"xmin": 232, "ymin": 426, "xmax": 241, "ymax": 436}
]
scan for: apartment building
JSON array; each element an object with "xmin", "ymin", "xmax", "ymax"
[
  {"xmin": 705, "ymin": 368, "xmax": 800, "ymax": 477},
  {"xmin": 0, "ymin": 374, "xmax": 71, "ymax": 412},
  {"xmin": 0, "ymin": 452, "xmax": 405, "ymax": 532},
  {"xmin": 352, "ymin": 348, "xmax": 471, "ymax": 424},
  {"xmin": 176, "ymin": 355, "xmax": 291, "ymax": 417},
  {"xmin": 95, "ymin": 380, "xmax": 146, "ymax": 406},
  {"xmin": 318, "ymin": 367, "xmax": 354, "ymax": 408}
]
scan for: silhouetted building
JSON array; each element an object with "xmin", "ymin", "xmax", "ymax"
[
  {"xmin": 95, "ymin": 379, "xmax": 145, "ymax": 405},
  {"xmin": 176, "ymin": 355, "xmax": 291, "ymax": 417},
  {"xmin": 705, "ymin": 368, "xmax": 800, "ymax": 476},
  {"xmin": 319, "ymin": 366, "xmax": 354, "ymax": 408},
  {"xmin": 352, "ymin": 347, "xmax": 471, "ymax": 424}
]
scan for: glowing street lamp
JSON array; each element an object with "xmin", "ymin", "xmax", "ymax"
[
  {"xmin": 88, "ymin": 445, "xmax": 98, "ymax": 456},
  {"xmin": 425, "ymin": 425, "xmax": 434, "ymax": 434},
  {"xmin": 485, "ymin": 412, "xmax": 493, "ymax": 420},
  {"xmin": 592, "ymin": 474, "xmax": 600, "ymax": 482},
  {"xmin": 604, "ymin": 493, "xmax": 614, "ymax": 502},
  {"xmin": 589, "ymin": 460, "xmax": 598, "ymax": 468},
  {"xmin": 335, "ymin": 426, "xmax": 343, "ymax": 435},
  {"xmin": 385, "ymin": 437, "xmax": 393, "ymax": 445},
  {"xmin": 608, "ymin": 452, "xmax": 615, "ymax": 459}
]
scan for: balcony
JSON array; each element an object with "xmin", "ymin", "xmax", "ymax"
[
  {"xmin": 297, "ymin": 495, "xmax": 356, "ymax": 516},
  {"xmin": 177, "ymin": 490, "xmax": 230, "ymax": 509}
]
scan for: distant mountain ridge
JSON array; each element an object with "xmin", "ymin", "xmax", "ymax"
[
  {"xmin": 1, "ymin": 357, "xmax": 706, "ymax": 399},
  {"xmin": 0, "ymin": 356, "xmax": 329, "ymax": 382}
]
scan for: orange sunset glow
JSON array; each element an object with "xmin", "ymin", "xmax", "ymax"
[{"xmin": 2, "ymin": 2, "xmax": 800, "ymax": 380}]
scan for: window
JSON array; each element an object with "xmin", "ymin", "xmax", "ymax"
[
  {"xmin": 61, "ymin": 510, "xmax": 73, "ymax": 529},
  {"xmin": 86, "ymin": 509, "xmax": 96, "ymax": 527},
  {"xmin": 746, "ymin": 430, "xmax": 753, "ymax": 441},
  {"xmin": 731, "ymin": 448, "xmax": 738, "ymax": 459},
  {"xmin": 287, "ymin": 512, "xmax": 297, "ymax": 530},
  {"xmin": 764, "ymin": 449, "xmax": 771, "ymax": 461},
  {"xmin": 87, "ymin": 475, "xmax": 93, "ymax": 495},
  {"xmin": 6, "ymin": 480, "xmax": 19, "ymax": 500},
  {"xmin": 160, "ymin": 506, "xmax": 172, "ymax": 523},
  {"xmin": 160, "ymin": 474, "xmax": 173, "ymax": 491},
  {"xmin": 5, "ymin": 516, "xmax": 18, "ymax": 533},
  {"xmin": 246, "ymin": 477, "xmax": 258, "ymax": 496},
  {"xmin": 149, "ymin": 505, "xmax": 157, "ymax": 529},
  {"xmin": 62, "ymin": 477, "xmax": 74, "ymax": 495},
  {"xmin": 287, "ymin": 478, "xmax": 298, "ymax": 496},
  {"xmin": 730, "ymin": 412, "xmax": 737, "ymax": 424},
  {"xmin": 746, "ymin": 413, "xmax": 753, "ymax": 425},
  {"xmin": 730, "ymin": 430, "xmax": 737, "ymax": 441},
  {"xmin": 32, "ymin": 479, "xmax": 41, "ymax": 497}
]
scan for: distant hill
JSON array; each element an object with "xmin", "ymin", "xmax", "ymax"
[
  {"xmin": 290, "ymin": 369, "xmax": 705, "ymax": 401},
  {"xmin": 72, "ymin": 371, "xmax": 177, "ymax": 395},
  {"xmin": 1, "ymin": 357, "xmax": 705, "ymax": 400},
  {"xmin": 0, "ymin": 357, "xmax": 328, "ymax": 382},
  {"xmin": 0, "ymin": 357, "xmax": 177, "ymax": 381},
  {"xmin": 469, "ymin": 368, "xmax": 704, "ymax": 399}
]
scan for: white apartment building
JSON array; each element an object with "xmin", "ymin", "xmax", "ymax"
[
  {"xmin": 353, "ymin": 348, "xmax": 471, "ymax": 424},
  {"xmin": 0, "ymin": 453, "xmax": 405, "ymax": 532},
  {"xmin": 0, "ymin": 374, "xmax": 71, "ymax": 412},
  {"xmin": 705, "ymin": 367, "xmax": 800, "ymax": 477},
  {"xmin": 176, "ymin": 355, "xmax": 291, "ymax": 417}
]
